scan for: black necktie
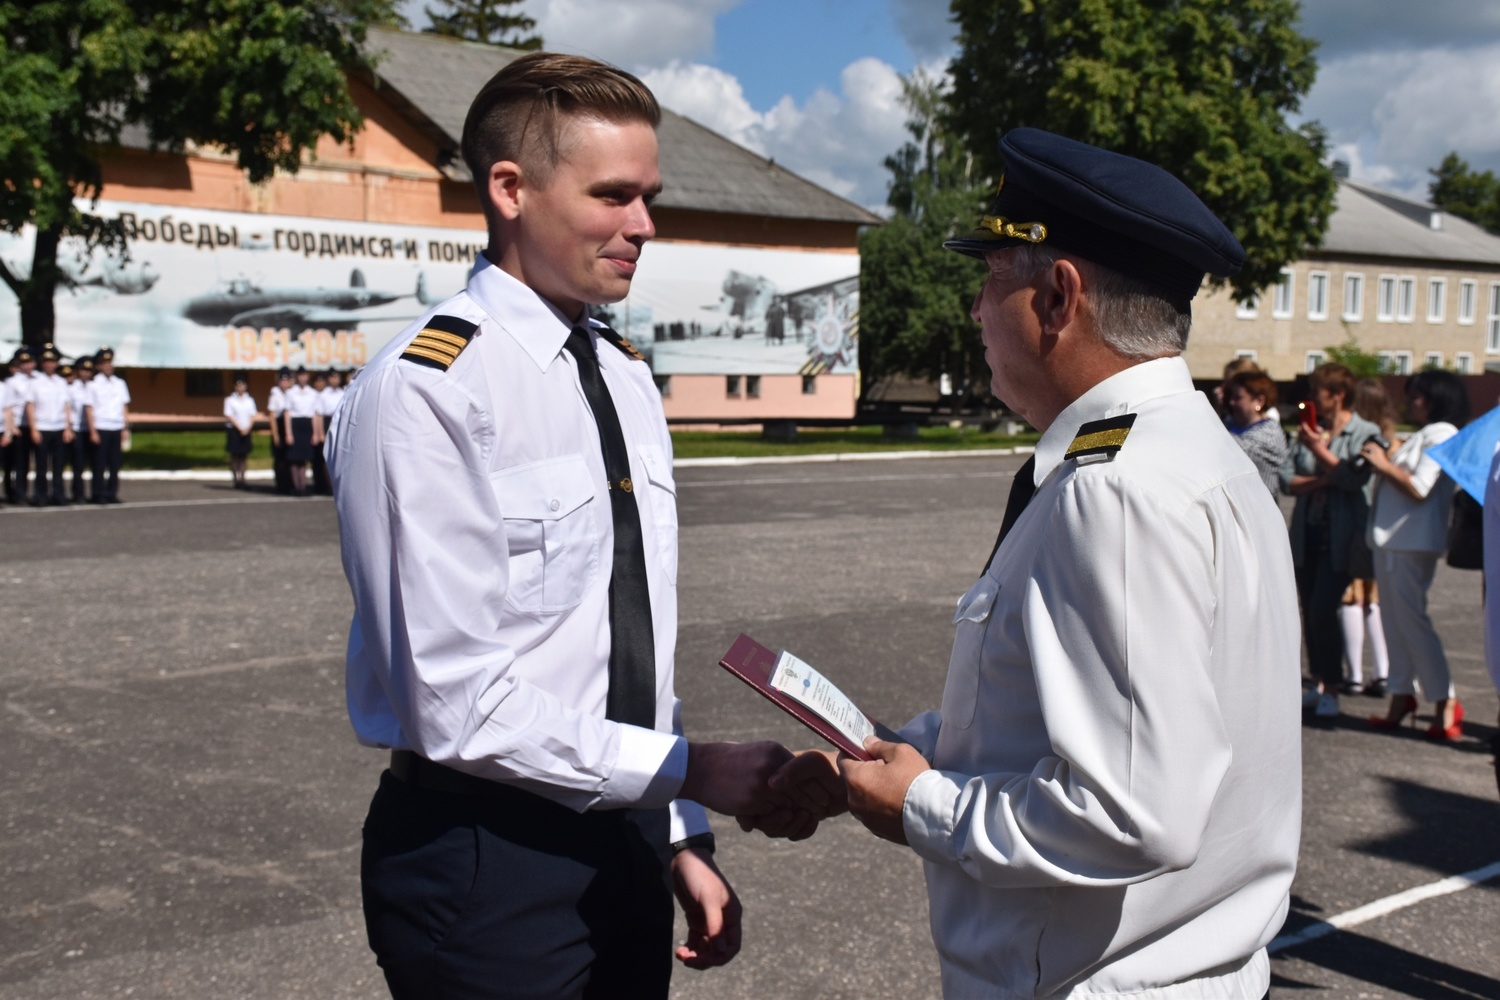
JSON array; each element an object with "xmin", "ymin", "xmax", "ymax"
[
  {"xmin": 563, "ymin": 326, "xmax": 657, "ymax": 728},
  {"xmin": 983, "ymin": 454, "xmax": 1037, "ymax": 572}
]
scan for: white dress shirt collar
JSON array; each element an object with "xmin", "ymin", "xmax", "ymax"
[
  {"xmin": 467, "ymin": 254, "xmax": 591, "ymax": 374},
  {"xmin": 1032, "ymin": 355, "xmax": 1194, "ymax": 486}
]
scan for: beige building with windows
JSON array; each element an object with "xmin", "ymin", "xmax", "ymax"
[{"xmin": 1185, "ymin": 180, "xmax": 1500, "ymax": 379}]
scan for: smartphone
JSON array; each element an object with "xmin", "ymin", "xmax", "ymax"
[{"xmin": 1298, "ymin": 400, "xmax": 1318, "ymax": 430}]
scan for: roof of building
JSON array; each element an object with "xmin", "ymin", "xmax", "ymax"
[
  {"xmin": 1318, "ymin": 180, "xmax": 1500, "ymax": 266},
  {"xmin": 364, "ymin": 28, "xmax": 882, "ymax": 225}
]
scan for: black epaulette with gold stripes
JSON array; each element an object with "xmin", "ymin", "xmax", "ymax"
[
  {"xmin": 595, "ymin": 325, "xmax": 647, "ymax": 362},
  {"xmin": 1066, "ymin": 413, "xmax": 1137, "ymax": 464},
  {"xmin": 401, "ymin": 315, "xmax": 478, "ymax": 372}
]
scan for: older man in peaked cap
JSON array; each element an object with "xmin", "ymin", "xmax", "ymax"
[{"xmin": 769, "ymin": 129, "xmax": 1303, "ymax": 998}]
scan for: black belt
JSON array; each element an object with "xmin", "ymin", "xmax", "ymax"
[{"xmin": 388, "ymin": 749, "xmax": 534, "ymax": 801}]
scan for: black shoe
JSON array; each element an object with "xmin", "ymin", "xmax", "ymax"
[
  {"xmin": 1366, "ymin": 678, "xmax": 1388, "ymax": 698},
  {"xmin": 105, "ymin": 496, "xmax": 122, "ymax": 504},
  {"xmin": 1340, "ymin": 681, "xmax": 1365, "ymax": 696}
]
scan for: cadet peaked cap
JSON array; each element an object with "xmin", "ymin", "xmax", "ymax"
[
  {"xmin": 277, "ymin": 366, "xmax": 293, "ymax": 379},
  {"xmin": 59, "ymin": 362, "xmax": 75, "ymax": 376},
  {"xmin": 13, "ymin": 345, "xmax": 34, "ymax": 362},
  {"xmin": 95, "ymin": 347, "xmax": 115, "ymax": 362},
  {"xmin": 944, "ymin": 128, "xmax": 1245, "ymax": 311},
  {"xmin": 40, "ymin": 344, "xmax": 60, "ymax": 362}
]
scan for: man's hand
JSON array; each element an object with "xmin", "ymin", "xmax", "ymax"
[
  {"xmin": 671, "ymin": 847, "xmax": 742, "ymax": 969},
  {"xmin": 839, "ymin": 737, "xmax": 932, "ymax": 846},
  {"xmin": 736, "ymin": 749, "xmax": 847, "ymax": 840},
  {"xmin": 680, "ymin": 740, "xmax": 794, "ymax": 817},
  {"xmin": 29, "ymin": 427, "xmax": 40, "ymax": 446}
]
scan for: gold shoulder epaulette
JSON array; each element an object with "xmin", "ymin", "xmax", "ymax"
[
  {"xmin": 401, "ymin": 315, "xmax": 479, "ymax": 372},
  {"xmin": 1066, "ymin": 413, "xmax": 1137, "ymax": 464},
  {"xmin": 595, "ymin": 325, "xmax": 646, "ymax": 362}
]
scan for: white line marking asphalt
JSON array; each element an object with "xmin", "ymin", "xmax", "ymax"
[
  {"xmin": 679, "ymin": 470, "xmax": 1014, "ymax": 488},
  {"xmin": 1268, "ymin": 859, "xmax": 1500, "ymax": 954},
  {"xmin": 1, "ymin": 496, "xmax": 329, "ymax": 514}
]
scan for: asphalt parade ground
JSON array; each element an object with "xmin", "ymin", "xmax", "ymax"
[{"xmin": 2, "ymin": 453, "xmax": 1498, "ymax": 999}]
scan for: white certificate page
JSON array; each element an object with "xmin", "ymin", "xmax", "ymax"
[{"xmin": 769, "ymin": 650, "xmax": 875, "ymax": 749}]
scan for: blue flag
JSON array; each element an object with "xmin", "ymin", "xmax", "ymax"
[{"xmin": 1429, "ymin": 405, "xmax": 1500, "ymax": 504}]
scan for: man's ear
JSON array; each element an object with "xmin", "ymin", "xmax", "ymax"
[
  {"xmin": 1042, "ymin": 258, "xmax": 1084, "ymax": 337},
  {"xmin": 487, "ymin": 160, "xmax": 525, "ymax": 222}
]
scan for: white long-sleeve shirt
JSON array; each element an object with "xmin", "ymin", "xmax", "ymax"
[
  {"xmin": 326, "ymin": 258, "xmax": 707, "ymax": 844},
  {"xmin": 900, "ymin": 358, "xmax": 1301, "ymax": 999}
]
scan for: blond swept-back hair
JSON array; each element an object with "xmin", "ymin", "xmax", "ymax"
[{"xmin": 461, "ymin": 52, "xmax": 661, "ymax": 216}]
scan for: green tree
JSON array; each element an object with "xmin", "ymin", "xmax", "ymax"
[
  {"xmin": 0, "ymin": 0, "xmax": 398, "ymax": 347},
  {"xmin": 944, "ymin": 0, "xmax": 1336, "ymax": 300},
  {"xmin": 1324, "ymin": 337, "xmax": 1385, "ymax": 378},
  {"xmin": 1428, "ymin": 152, "xmax": 1500, "ymax": 234},
  {"xmin": 425, "ymin": 0, "xmax": 541, "ymax": 49},
  {"xmin": 859, "ymin": 71, "xmax": 991, "ymax": 403}
]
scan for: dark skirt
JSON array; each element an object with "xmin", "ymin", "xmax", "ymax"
[
  {"xmin": 225, "ymin": 426, "xmax": 253, "ymax": 458},
  {"xmin": 287, "ymin": 417, "xmax": 315, "ymax": 462}
]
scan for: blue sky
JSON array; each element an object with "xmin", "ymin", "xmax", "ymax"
[{"xmin": 402, "ymin": 0, "xmax": 1500, "ymax": 211}]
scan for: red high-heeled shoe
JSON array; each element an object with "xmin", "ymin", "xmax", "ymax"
[
  {"xmin": 1425, "ymin": 699, "xmax": 1464, "ymax": 741},
  {"xmin": 1369, "ymin": 694, "xmax": 1418, "ymax": 730}
]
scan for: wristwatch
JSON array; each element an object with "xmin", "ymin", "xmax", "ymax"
[{"xmin": 670, "ymin": 832, "xmax": 716, "ymax": 855}]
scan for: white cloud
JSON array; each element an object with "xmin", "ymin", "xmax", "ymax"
[
  {"xmin": 645, "ymin": 56, "xmax": 909, "ymax": 211},
  {"xmin": 530, "ymin": 0, "xmax": 740, "ymax": 67},
  {"xmin": 1306, "ymin": 43, "xmax": 1500, "ymax": 197},
  {"xmin": 891, "ymin": 0, "xmax": 958, "ymax": 61}
]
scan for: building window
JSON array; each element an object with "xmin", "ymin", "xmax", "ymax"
[
  {"xmin": 1342, "ymin": 273, "xmax": 1364, "ymax": 321},
  {"xmin": 1308, "ymin": 271, "xmax": 1329, "ymax": 320},
  {"xmin": 746, "ymin": 375, "xmax": 761, "ymax": 398},
  {"xmin": 1423, "ymin": 351, "xmax": 1443, "ymax": 369},
  {"xmin": 1305, "ymin": 350, "xmax": 1326, "ymax": 373},
  {"xmin": 653, "ymin": 374, "xmax": 671, "ymax": 398},
  {"xmin": 1378, "ymin": 350, "xmax": 1413, "ymax": 375},
  {"xmin": 726, "ymin": 375, "xmax": 741, "ymax": 397},
  {"xmin": 1459, "ymin": 280, "xmax": 1477, "ymax": 324},
  {"xmin": 801, "ymin": 375, "xmax": 817, "ymax": 395},
  {"xmin": 1457, "ymin": 352, "xmax": 1474, "ymax": 374},
  {"xmin": 1396, "ymin": 277, "xmax": 1416, "ymax": 322},
  {"xmin": 1272, "ymin": 270, "xmax": 1294, "ymax": 318},
  {"xmin": 1235, "ymin": 295, "xmax": 1259, "ymax": 319},
  {"xmin": 1427, "ymin": 278, "xmax": 1446, "ymax": 323},
  {"xmin": 185, "ymin": 370, "xmax": 224, "ymax": 397},
  {"xmin": 1488, "ymin": 283, "xmax": 1500, "ymax": 353},
  {"xmin": 1377, "ymin": 276, "xmax": 1396, "ymax": 321}
]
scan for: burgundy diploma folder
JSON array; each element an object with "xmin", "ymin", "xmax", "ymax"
[{"xmin": 718, "ymin": 633, "xmax": 880, "ymax": 761}]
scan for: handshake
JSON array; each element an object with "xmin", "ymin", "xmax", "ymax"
[{"xmin": 680, "ymin": 738, "xmax": 932, "ymax": 845}]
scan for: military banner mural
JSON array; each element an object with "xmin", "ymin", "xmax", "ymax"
[{"xmin": 0, "ymin": 201, "xmax": 858, "ymax": 375}]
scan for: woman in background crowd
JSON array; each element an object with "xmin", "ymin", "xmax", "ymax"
[
  {"xmin": 1218, "ymin": 356, "xmax": 1281, "ymax": 424},
  {"xmin": 223, "ymin": 373, "xmax": 257, "ymax": 490},
  {"xmin": 1365, "ymin": 370, "xmax": 1471, "ymax": 739},
  {"xmin": 1341, "ymin": 377, "xmax": 1397, "ymax": 697},
  {"xmin": 1223, "ymin": 369, "xmax": 1287, "ymax": 495},
  {"xmin": 1283, "ymin": 363, "xmax": 1378, "ymax": 718},
  {"xmin": 282, "ymin": 366, "xmax": 321, "ymax": 497}
]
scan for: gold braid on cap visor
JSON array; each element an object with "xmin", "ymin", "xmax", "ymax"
[{"xmin": 979, "ymin": 216, "xmax": 1048, "ymax": 243}]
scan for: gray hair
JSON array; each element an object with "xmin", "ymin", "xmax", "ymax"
[{"xmin": 996, "ymin": 245, "xmax": 1192, "ymax": 358}]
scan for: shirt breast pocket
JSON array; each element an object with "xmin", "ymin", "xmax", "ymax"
[
  {"xmin": 492, "ymin": 455, "xmax": 599, "ymax": 614},
  {"xmin": 639, "ymin": 446, "xmax": 678, "ymax": 584},
  {"xmin": 942, "ymin": 575, "xmax": 999, "ymax": 729}
]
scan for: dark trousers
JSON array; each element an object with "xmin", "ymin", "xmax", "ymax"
[
  {"xmin": 271, "ymin": 439, "xmax": 291, "ymax": 494},
  {"xmin": 92, "ymin": 429, "xmax": 123, "ymax": 501},
  {"xmin": 1297, "ymin": 544, "xmax": 1349, "ymax": 689},
  {"xmin": 32, "ymin": 430, "xmax": 65, "ymax": 502},
  {"xmin": 362, "ymin": 769, "xmax": 673, "ymax": 1000},
  {"xmin": 67, "ymin": 432, "xmax": 89, "ymax": 501},
  {"xmin": 4, "ymin": 428, "xmax": 31, "ymax": 502},
  {"xmin": 312, "ymin": 447, "xmax": 331, "ymax": 495}
]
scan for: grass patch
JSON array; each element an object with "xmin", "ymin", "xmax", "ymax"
[
  {"xmin": 124, "ymin": 430, "xmax": 275, "ymax": 471},
  {"xmin": 121, "ymin": 425, "xmax": 1038, "ymax": 470}
]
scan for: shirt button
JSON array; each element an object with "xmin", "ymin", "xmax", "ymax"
[{"xmin": 549, "ymin": 498, "xmax": 560, "ymax": 511}]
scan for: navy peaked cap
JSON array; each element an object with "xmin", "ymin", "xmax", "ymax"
[{"xmin": 945, "ymin": 128, "xmax": 1245, "ymax": 310}]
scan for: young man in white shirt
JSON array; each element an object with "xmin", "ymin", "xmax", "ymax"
[
  {"xmin": 25, "ymin": 344, "xmax": 74, "ymax": 506},
  {"xmin": 327, "ymin": 53, "xmax": 825, "ymax": 1000},
  {"xmin": 85, "ymin": 347, "xmax": 131, "ymax": 504},
  {"xmin": 4, "ymin": 346, "xmax": 36, "ymax": 504}
]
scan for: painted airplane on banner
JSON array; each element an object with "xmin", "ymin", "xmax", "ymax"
[{"xmin": 180, "ymin": 268, "xmax": 420, "ymax": 333}]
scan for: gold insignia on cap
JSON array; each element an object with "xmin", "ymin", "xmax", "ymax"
[
  {"xmin": 401, "ymin": 315, "xmax": 479, "ymax": 372},
  {"xmin": 980, "ymin": 216, "xmax": 1048, "ymax": 243},
  {"xmin": 1066, "ymin": 414, "xmax": 1137, "ymax": 464}
]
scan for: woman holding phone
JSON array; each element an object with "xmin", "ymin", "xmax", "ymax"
[{"xmin": 1281, "ymin": 363, "xmax": 1378, "ymax": 718}]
